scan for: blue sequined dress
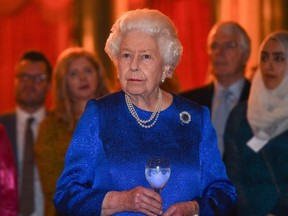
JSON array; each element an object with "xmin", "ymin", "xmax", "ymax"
[{"xmin": 54, "ymin": 91, "xmax": 236, "ymax": 215}]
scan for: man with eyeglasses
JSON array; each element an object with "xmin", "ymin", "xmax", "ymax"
[
  {"xmin": 181, "ymin": 22, "xmax": 251, "ymax": 160},
  {"xmin": 0, "ymin": 50, "xmax": 52, "ymax": 216}
]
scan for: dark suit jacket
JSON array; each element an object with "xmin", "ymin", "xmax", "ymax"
[
  {"xmin": 224, "ymin": 102, "xmax": 288, "ymax": 215},
  {"xmin": 0, "ymin": 113, "xmax": 17, "ymax": 160},
  {"xmin": 180, "ymin": 79, "xmax": 251, "ymax": 112},
  {"xmin": 0, "ymin": 111, "xmax": 49, "ymax": 165}
]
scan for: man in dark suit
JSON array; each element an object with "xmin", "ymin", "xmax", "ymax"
[
  {"xmin": 0, "ymin": 50, "xmax": 52, "ymax": 216},
  {"xmin": 181, "ymin": 21, "xmax": 251, "ymax": 158}
]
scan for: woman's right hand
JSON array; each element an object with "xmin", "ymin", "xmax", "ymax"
[{"xmin": 101, "ymin": 186, "xmax": 163, "ymax": 216}]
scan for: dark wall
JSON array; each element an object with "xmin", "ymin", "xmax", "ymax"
[{"xmin": 73, "ymin": 0, "xmax": 116, "ymax": 88}]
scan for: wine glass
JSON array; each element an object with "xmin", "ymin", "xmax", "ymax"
[{"xmin": 145, "ymin": 157, "xmax": 171, "ymax": 194}]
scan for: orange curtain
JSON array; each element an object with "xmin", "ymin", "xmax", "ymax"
[
  {"xmin": 150, "ymin": 0, "xmax": 213, "ymax": 92},
  {"xmin": 128, "ymin": 0, "xmax": 213, "ymax": 92},
  {"xmin": 0, "ymin": 0, "xmax": 72, "ymax": 113},
  {"xmin": 0, "ymin": 0, "xmax": 27, "ymax": 15}
]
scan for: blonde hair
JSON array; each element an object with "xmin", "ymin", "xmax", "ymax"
[
  {"xmin": 105, "ymin": 8, "xmax": 183, "ymax": 77},
  {"xmin": 53, "ymin": 47, "xmax": 110, "ymax": 130}
]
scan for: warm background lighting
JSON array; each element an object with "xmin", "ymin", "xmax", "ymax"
[{"xmin": 0, "ymin": 0, "xmax": 287, "ymax": 113}]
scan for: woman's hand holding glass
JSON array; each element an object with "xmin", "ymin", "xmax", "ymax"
[
  {"xmin": 162, "ymin": 201, "xmax": 199, "ymax": 216},
  {"xmin": 101, "ymin": 187, "xmax": 163, "ymax": 216}
]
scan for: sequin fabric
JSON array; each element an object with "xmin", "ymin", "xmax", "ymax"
[
  {"xmin": 54, "ymin": 91, "xmax": 236, "ymax": 215},
  {"xmin": 0, "ymin": 125, "xmax": 18, "ymax": 215}
]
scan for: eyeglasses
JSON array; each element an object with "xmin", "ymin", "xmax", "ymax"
[
  {"xmin": 210, "ymin": 41, "xmax": 238, "ymax": 52},
  {"xmin": 16, "ymin": 73, "xmax": 48, "ymax": 83}
]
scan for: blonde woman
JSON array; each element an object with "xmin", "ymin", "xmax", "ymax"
[{"xmin": 35, "ymin": 47, "xmax": 110, "ymax": 216}]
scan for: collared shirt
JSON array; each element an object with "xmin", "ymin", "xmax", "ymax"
[
  {"xmin": 16, "ymin": 106, "xmax": 45, "ymax": 216},
  {"xmin": 212, "ymin": 78, "xmax": 245, "ymax": 157},
  {"xmin": 212, "ymin": 78, "xmax": 245, "ymax": 115}
]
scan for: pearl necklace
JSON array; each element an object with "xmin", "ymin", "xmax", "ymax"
[{"xmin": 125, "ymin": 90, "xmax": 162, "ymax": 128}]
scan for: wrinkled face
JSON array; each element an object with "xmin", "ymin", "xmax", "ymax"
[
  {"xmin": 117, "ymin": 30, "xmax": 164, "ymax": 96},
  {"xmin": 208, "ymin": 30, "xmax": 248, "ymax": 79},
  {"xmin": 15, "ymin": 60, "xmax": 50, "ymax": 109},
  {"xmin": 66, "ymin": 57, "xmax": 98, "ymax": 101},
  {"xmin": 260, "ymin": 39, "xmax": 287, "ymax": 89}
]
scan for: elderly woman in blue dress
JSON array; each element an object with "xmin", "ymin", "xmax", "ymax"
[
  {"xmin": 54, "ymin": 9, "xmax": 236, "ymax": 215},
  {"xmin": 225, "ymin": 30, "xmax": 288, "ymax": 215}
]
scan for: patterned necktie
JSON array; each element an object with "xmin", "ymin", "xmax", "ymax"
[
  {"xmin": 212, "ymin": 89, "xmax": 232, "ymax": 157},
  {"xmin": 20, "ymin": 117, "xmax": 35, "ymax": 216}
]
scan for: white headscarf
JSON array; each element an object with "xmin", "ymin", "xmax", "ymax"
[{"xmin": 247, "ymin": 31, "xmax": 288, "ymax": 141}]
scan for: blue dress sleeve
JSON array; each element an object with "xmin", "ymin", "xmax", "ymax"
[
  {"xmin": 54, "ymin": 100, "xmax": 111, "ymax": 215},
  {"xmin": 197, "ymin": 107, "xmax": 237, "ymax": 215}
]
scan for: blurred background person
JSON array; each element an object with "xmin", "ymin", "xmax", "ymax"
[
  {"xmin": 181, "ymin": 21, "xmax": 251, "ymax": 158},
  {"xmin": 225, "ymin": 30, "xmax": 288, "ymax": 215},
  {"xmin": 0, "ymin": 124, "xmax": 18, "ymax": 216},
  {"xmin": 0, "ymin": 50, "xmax": 52, "ymax": 216},
  {"xmin": 54, "ymin": 9, "xmax": 236, "ymax": 215},
  {"xmin": 35, "ymin": 47, "xmax": 110, "ymax": 216},
  {"xmin": 2, "ymin": 1, "xmax": 288, "ymax": 117},
  {"xmin": 160, "ymin": 75, "xmax": 181, "ymax": 94}
]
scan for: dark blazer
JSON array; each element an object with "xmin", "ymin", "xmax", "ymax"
[
  {"xmin": 224, "ymin": 102, "xmax": 288, "ymax": 215},
  {"xmin": 0, "ymin": 111, "xmax": 49, "ymax": 164},
  {"xmin": 180, "ymin": 78, "xmax": 251, "ymax": 112},
  {"xmin": 0, "ymin": 113, "xmax": 17, "ymax": 160}
]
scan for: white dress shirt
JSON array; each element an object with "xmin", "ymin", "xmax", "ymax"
[{"xmin": 16, "ymin": 106, "xmax": 45, "ymax": 216}]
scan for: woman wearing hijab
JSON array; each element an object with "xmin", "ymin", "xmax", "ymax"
[{"xmin": 225, "ymin": 30, "xmax": 288, "ymax": 215}]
